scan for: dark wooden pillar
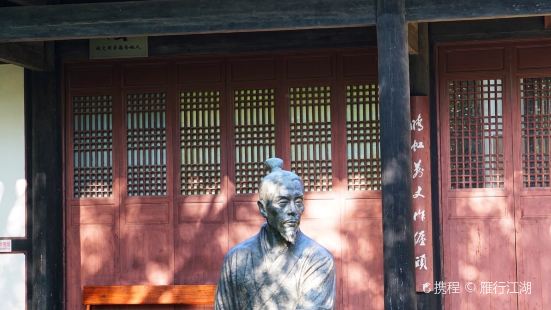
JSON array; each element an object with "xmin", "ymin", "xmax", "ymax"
[
  {"xmin": 26, "ymin": 43, "xmax": 63, "ymax": 310},
  {"xmin": 376, "ymin": 0, "xmax": 417, "ymax": 309}
]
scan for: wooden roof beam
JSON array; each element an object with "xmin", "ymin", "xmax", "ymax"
[
  {"xmin": 6, "ymin": 0, "xmax": 47, "ymax": 5},
  {"xmin": 0, "ymin": 0, "xmax": 375, "ymax": 43},
  {"xmin": 0, "ymin": 42, "xmax": 50, "ymax": 71},
  {"xmin": 2, "ymin": 0, "xmax": 551, "ymax": 42},
  {"xmin": 407, "ymin": 0, "xmax": 551, "ymax": 22}
]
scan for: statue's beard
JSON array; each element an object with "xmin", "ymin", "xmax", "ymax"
[{"xmin": 279, "ymin": 226, "xmax": 298, "ymax": 244}]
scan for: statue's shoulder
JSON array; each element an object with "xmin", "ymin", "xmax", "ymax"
[{"xmin": 224, "ymin": 233, "xmax": 260, "ymax": 259}]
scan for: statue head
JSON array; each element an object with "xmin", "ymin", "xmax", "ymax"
[{"xmin": 258, "ymin": 158, "xmax": 305, "ymax": 244}]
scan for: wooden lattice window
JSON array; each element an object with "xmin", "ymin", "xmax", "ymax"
[
  {"xmin": 180, "ymin": 90, "xmax": 222, "ymax": 195},
  {"xmin": 126, "ymin": 92, "xmax": 168, "ymax": 196},
  {"xmin": 346, "ymin": 84, "xmax": 381, "ymax": 191},
  {"xmin": 448, "ymin": 79, "xmax": 504, "ymax": 189},
  {"xmin": 289, "ymin": 86, "xmax": 332, "ymax": 192},
  {"xmin": 521, "ymin": 77, "xmax": 551, "ymax": 188},
  {"xmin": 72, "ymin": 95, "xmax": 113, "ymax": 198},
  {"xmin": 234, "ymin": 88, "xmax": 276, "ymax": 194}
]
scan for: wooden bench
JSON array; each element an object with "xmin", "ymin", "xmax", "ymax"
[{"xmin": 83, "ymin": 284, "xmax": 216, "ymax": 309}]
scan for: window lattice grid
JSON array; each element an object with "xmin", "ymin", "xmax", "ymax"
[
  {"xmin": 180, "ymin": 90, "xmax": 222, "ymax": 195},
  {"xmin": 448, "ymin": 79, "xmax": 504, "ymax": 189},
  {"xmin": 346, "ymin": 84, "xmax": 381, "ymax": 191},
  {"xmin": 521, "ymin": 77, "xmax": 551, "ymax": 188},
  {"xmin": 126, "ymin": 92, "xmax": 168, "ymax": 196},
  {"xmin": 234, "ymin": 88, "xmax": 276, "ymax": 194},
  {"xmin": 289, "ymin": 86, "xmax": 332, "ymax": 192},
  {"xmin": 72, "ymin": 95, "xmax": 114, "ymax": 198}
]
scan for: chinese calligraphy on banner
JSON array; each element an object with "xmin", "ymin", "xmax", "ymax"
[{"xmin": 410, "ymin": 96, "xmax": 434, "ymax": 292}]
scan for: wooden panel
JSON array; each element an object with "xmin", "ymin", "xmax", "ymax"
[
  {"xmin": 120, "ymin": 226, "xmax": 172, "ymax": 284},
  {"xmin": 342, "ymin": 53, "xmax": 377, "ymax": 78},
  {"xmin": 230, "ymin": 58, "xmax": 276, "ymax": 81},
  {"xmin": 301, "ymin": 199, "xmax": 340, "ymax": 219},
  {"xmin": 444, "ymin": 48, "xmax": 504, "ymax": 73},
  {"xmin": 71, "ymin": 205, "xmax": 114, "ymax": 225},
  {"xmin": 175, "ymin": 223, "xmax": 228, "ymax": 284},
  {"xmin": 520, "ymin": 196, "xmax": 551, "ymax": 218},
  {"xmin": 80, "ymin": 225, "xmax": 117, "ymax": 283},
  {"xmin": 178, "ymin": 62, "xmax": 223, "ymax": 84},
  {"xmin": 286, "ymin": 55, "xmax": 332, "ymax": 79},
  {"xmin": 443, "ymin": 219, "xmax": 516, "ymax": 309},
  {"xmin": 233, "ymin": 201, "xmax": 264, "ymax": 222},
  {"xmin": 69, "ymin": 66, "xmax": 113, "ymax": 88},
  {"xmin": 83, "ymin": 285, "xmax": 216, "ymax": 305},
  {"xmin": 448, "ymin": 196, "xmax": 510, "ymax": 220},
  {"xmin": 517, "ymin": 46, "xmax": 551, "ymax": 70},
  {"xmin": 343, "ymin": 219, "xmax": 383, "ymax": 310},
  {"xmin": 517, "ymin": 219, "xmax": 551, "ymax": 309},
  {"xmin": 178, "ymin": 202, "xmax": 226, "ymax": 223},
  {"xmin": 123, "ymin": 64, "xmax": 168, "ymax": 86},
  {"xmin": 447, "ymin": 196, "xmax": 509, "ymax": 219},
  {"xmin": 125, "ymin": 203, "xmax": 169, "ymax": 224},
  {"xmin": 344, "ymin": 198, "xmax": 381, "ymax": 219}
]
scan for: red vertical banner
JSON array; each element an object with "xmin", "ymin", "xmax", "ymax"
[{"xmin": 410, "ymin": 96, "xmax": 434, "ymax": 292}]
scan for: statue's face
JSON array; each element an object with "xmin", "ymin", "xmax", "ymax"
[{"xmin": 259, "ymin": 179, "xmax": 304, "ymax": 244}]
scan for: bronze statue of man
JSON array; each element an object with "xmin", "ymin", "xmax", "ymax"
[{"xmin": 215, "ymin": 158, "xmax": 336, "ymax": 310}]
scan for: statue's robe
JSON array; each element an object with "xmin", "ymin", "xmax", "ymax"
[{"xmin": 215, "ymin": 224, "xmax": 336, "ymax": 310}]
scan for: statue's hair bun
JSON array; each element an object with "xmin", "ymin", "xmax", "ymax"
[{"xmin": 264, "ymin": 157, "xmax": 284, "ymax": 172}]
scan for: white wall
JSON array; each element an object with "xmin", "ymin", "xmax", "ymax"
[
  {"xmin": 0, "ymin": 64, "xmax": 25, "ymax": 237},
  {"xmin": 0, "ymin": 64, "xmax": 26, "ymax": 309}
]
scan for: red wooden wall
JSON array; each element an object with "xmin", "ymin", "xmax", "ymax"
[
  {"xmin": 64, "ymin": 50, "xmax": 384, "ymax": 309},
  {"xmin": 438, "ymin": 40, "xmax": 551, "ymax": 309}
]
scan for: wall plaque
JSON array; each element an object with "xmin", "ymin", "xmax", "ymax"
[
  {"xmin": 410, "ymin": 96, "xmax": 434, "ymax": 292},
  {"xmin": 90, "ymin": 37, "xmax": 148, "ymax": 59}
]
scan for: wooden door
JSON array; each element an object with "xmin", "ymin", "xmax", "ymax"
[
  {"xmin": 65, "ymin": 50, "xmax": 384, "ymax": 309},
  {"xmin": 439, "ymin": 41, "xmax": 551, "ymax": 310},
  {"xmin": 512, "ymin": 43, "xmax": 551, "ymax": 309}
]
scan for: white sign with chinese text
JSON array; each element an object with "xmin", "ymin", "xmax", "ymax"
[
  {"xmin": 0, "ymin": 239, "xmax": 12, "ymax": 252},
  {"xmin": 90, "ymin": 37, "xmax": 148, "ymax": 59}
]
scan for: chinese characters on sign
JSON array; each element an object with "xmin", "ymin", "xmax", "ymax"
[
  {"xmin": 0, "ymin": 239, "xmax": 12, "ymax": 252},
  {"xmin": 89, "ymin": 37, "xmax": 148, "ymax": 59},
  {"xmin": 410, "ymin": 96, "xmax": 434, "ymax": 292}
]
